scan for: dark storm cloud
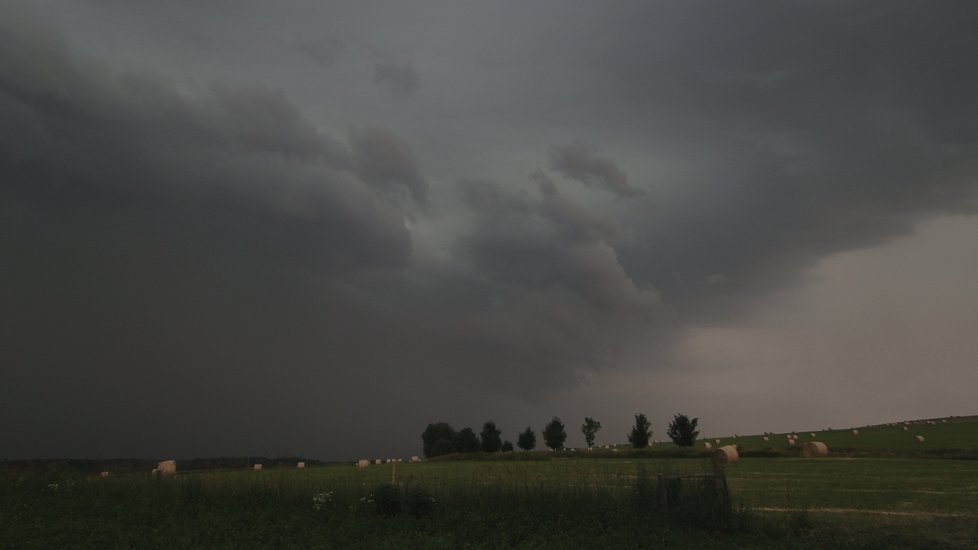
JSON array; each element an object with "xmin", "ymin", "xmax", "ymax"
[
  {"xmin": 549, "ymin": 142, "xmax": 643, "ymax": 198},
  {"xmin": 455, "ymin": 177, "xmax": 641, "ymax": 310},
  {"xmin": 3, "ymin": 1, "xmax": 978, "ymax": 460},
  {"xmin": 348, "ymin": 125, "xmax": 428, "ymax": 208},
  {"xmin": 372, "ymin": 55, "xmax": 419, "ymax": 99},
  {"xmin": 589, "ymin": 1, "xmax": 978, "ymax": 321},
  {"xmin": 0, "ymin": 4, "xmax": 660, "ymax": 459}
]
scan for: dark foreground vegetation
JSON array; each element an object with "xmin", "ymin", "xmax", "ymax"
[{"xmin": 3, "ymin": 459, "xmax": 977, "ymax": 549}]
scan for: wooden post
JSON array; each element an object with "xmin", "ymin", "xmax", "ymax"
[{"xmin": 391, "ymin": 459, "xmax": 397, "ymax": 485}]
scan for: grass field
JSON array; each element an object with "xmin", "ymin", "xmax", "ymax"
[{"xmin": 3, "ymin": 416, "xmax": 977, "ymax": 548}]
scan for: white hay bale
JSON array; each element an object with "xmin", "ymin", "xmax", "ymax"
[
  {"xmin": 852, "ymin": 429, "xmax": 859, "ymax": 436},
  {"xmin": 713, "ymin": 445, "xmax": 739, "ymax": 464},
  {"xmin": 374, "ymin": 459, "xmax": 382, "ymax": 465},
  {"xmin": 297, "ymin": 462, "xmax": 305, "ymax": 469},
  {"xmin": 410, "ymin": 456, "xmax": 420, "ymax": 463},
  {"xmin": 151, "ymin": 468, "xmax": 159, "ymax": 476},
  {"xmin": 809, "ymin": 432, "xmax": 816, "ymax": 438},
  {"xmin": 158, "ymin": 460, "xmax": 177, "ymax": 478},
  {"xmin": 612, "ymin": 448, "xmax": 619, "ymax": 453},
  {"xmin": 803, "ymin": 441, "xmax": 829, "ymax": 458},
  {"xmin": 915, "ymin": 435, "xmax": 925, "ymax": 443},
  {"xmin": 942, "ymin": 419, "xmax": 947, "ymax": 423},
  {"xmin": 788, "ymin": 439, "xmax": 796, "ymax": 446},
  {"xmin": 762, "ymin": 436, "xmax": 769, "ymax": 442},
  {"xmin": 357, "ymin": 459, "xmax": 369, "ymax": 469},
  {"xmin": 714, "ymin": 439, "xmax": 721, "ymax": 444},
  {"xmin": 253, "ymin": 464, "xmax": 262, "ymax": 471},
  {"xmin": 704, "ymin": 441, "xmax": 712, "ymax": 449},
  {"xmin": 100, "ymin": 471, "xmax": 111, "ymax": 477}
]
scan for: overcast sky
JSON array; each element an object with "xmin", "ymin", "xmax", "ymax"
[{"xmin": 2, "ymin": 1, "xmax": 977, "ymax": 461}]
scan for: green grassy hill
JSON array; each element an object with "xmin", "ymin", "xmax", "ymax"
[{"xmin": 686, "ymin": 414, "xmax": 978, "ymax": 455}]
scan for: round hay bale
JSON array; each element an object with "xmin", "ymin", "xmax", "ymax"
[
  {"xmin": 762, "ymin": 436, "xmax": 769, "ymax": 441},
  {"xmin": 852, "ymin": 429, "xmax": 859, "ymax": 435},
  {"xmin": 157, "ymin": 460, "xmax": 177, "ymax": 478},
  {"xmin": 803, "ymin": 441, "xmax": 829, "ymax": 458},
  {"xmin": 714, "ymin": 438, "xmax": 721, "ymax": 444},
  {"xmin": 915, "ymin": 435, "xmax": 925, "ymax": 443},
  {"xmin": 253, "ymin": 464, "xmax": 262, "ymax": 471},
  {"xmin": 902, "ymin": 426, "xmax": 909, "ymax": 431},
  {"xmin": 151, "ymin": 468, "xmax": 159, "ymax": 476},
  {"xmin": 297, "ymin": 462, "xmax": 305, "ymax": 469},
  {"xmin": 788, "ymin": 439, "xmax": 796, "ymax": 446},
  {"xmin": 704, "ymin": 441, "xmax": 712, "ymax": 449},
  {"xmin": 713, "ymin": 445, "xmax": 739, "ymax": 464},
  {"xmin": 809, "ymin": 432, "xmax": 816, "ymax": 438},
  {"xmin": 100, "ymin": 471, "xmax": 111, "ymax": 477},
  {"xmin": 357, "ymin": 459, "xmax": 369, "ymax": 469}
]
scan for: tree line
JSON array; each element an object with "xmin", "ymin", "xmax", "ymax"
[{"xmin": 422, "ymin": 414, "xmax": 700, "ymax": 458}]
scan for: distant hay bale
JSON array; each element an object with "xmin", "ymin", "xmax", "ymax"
[
  {"xmin": 158, "ymin": 460, "xmax": 177, "ymax": 478},
  {"xmin": 942, "ymin": 419, "xmax": 947, "ymax": 423},
  {"xmin": 253, "ymin": 464, "xmax": 262, "ymax": 471},
  {"xmin": 788, "ymin": 439, "xmax": 796, "ymax": 446},
  {"xmin": 151, "ymin": 468, "xmax": 159, "ymax": 476},
  {"xmin": 762, "ymin": 436, "xmax": 769, "ymax": 442},
  {"xmin": 410, "ymin": 456, "xmax": 420, "ymax": 463},
  {"xmin": 374, "ymin": 459, "xmax": 382, "ymax": 465},
  {"xmin": 612, "ymin": 448, "xmax": 619, "ymax": 453},
  {"xmin": 100, "ymin": 471, "xmax": 110, "ymax": 477},
  {"xmin": 714, "ymin": 439, "xmax": 721, "ymax": 444},
  {"xmin": 357, "ymin": 459, "xmax": 369, "ymax": 469},
  {"xmin": 852, "ymin": 429, "xmax": 859, "ymax": 436},
  {"xmin": 809, "ymin": 432, "xmax": 816, "ymax": 438},
  {"xmin": 713, "ymin": 445, "xmax": 739, "ymax": 464},
  {"xmin": 902, "ymin": 426, "xmax": 909, "ymax": 431},
  {"xmin": 915, "ymin": 435, "xmax": 925, "ymax": 443},
  {"xmin": 297, "ymin": 462, "xmax": 305, "ymax": 469},
  {"xmin": 704, "ymin": 442, "xmax": 712, "ymax": 449},
  {"xmin": 803, "ymin": 441, "xmax": 829, "ymax": 458}
]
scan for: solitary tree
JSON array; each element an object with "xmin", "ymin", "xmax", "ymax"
[
  {"xmin": 581, "ymin": 417, "xmax": 602, "ymax": 448},
  {"xmin": 456, "ymin": 427, "xmax": 481, "ymax": 453},
  {"xmin": 666, "ymin": 414, "xmax": 700, "ymax": 447},
  {"xmin": 480, "ymin": 421, "xmax": 503, "ymax": 452},
  {"xmin": 501, "ymin": 440, "xmax": 514, "ymax": 452},
  {"xmin": 543, "ymin": 416, "xmax": 567, "ymax": 450},
  {"xmin": 422, "ymin": 422, "xmax": 457, "ymax": 458},
  {"xmin": 517, "ymin": 427, "xmax": 536, "ymax": 451},
  {"xmin": 627, "ymin": 413, "xmax": 652, "ymax": 449}
]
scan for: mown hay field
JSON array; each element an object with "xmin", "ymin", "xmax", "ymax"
[{"xmin": 3, "ymin": 456, "xmax": 978, "ymax": 548}]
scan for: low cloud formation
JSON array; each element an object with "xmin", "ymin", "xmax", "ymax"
[
  {"xmin": 2, "ymin": 1, "xmax": 978, "ymax": 460},
  {"xmin": 549, "ymin": 142, "xmax": 643, "ymax": 198},
  {"xmin": 372, "ymin": 55, "xmax": 419, "ymax": 99}
]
